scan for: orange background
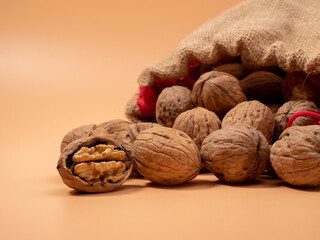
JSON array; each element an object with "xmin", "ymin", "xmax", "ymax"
[{"xmin": 1, "ymin": 1, "xmax": 320, "ymax": 239}]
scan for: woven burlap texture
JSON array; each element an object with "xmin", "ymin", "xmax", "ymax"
[{"xmin": 126, "ymin": 0, "xmax": 320, "ymax": 122}]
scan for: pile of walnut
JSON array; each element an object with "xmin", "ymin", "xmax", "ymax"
[{"xmin": 57, "ymin": 63, "xmax": 320, "ymax": 193}]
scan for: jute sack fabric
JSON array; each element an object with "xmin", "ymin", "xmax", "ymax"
[{"xmin": 125, "ymin": 0, "xmax": 320, "ymax": 122}]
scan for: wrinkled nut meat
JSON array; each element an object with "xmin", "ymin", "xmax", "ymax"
[
  {"xmin": 60, "ymin": 124, "xmax": 96, "ymax": 153},
  {"xmin": 214, "ymin": 63, "xmax": 248, "ymax": 80},
  {"xmin": 240, "ymin": 71, "xmax": 283, "ymax": 104},
  {"xmin": 274, "ymin": 100, "xmax": 320, "ymax": 139},
  {"xmin": 57, "ymin": 136, "xmax": 132, "ymax": 193},
  {"xmin": 270, "ymin": 125, "xmax": 320, "ymax": 187},
  {"xmin": 156, "ymin": 86, "xmax": 194, "ymax": 127},
  {"xmin": 172, "ymin": 107, "xmax": 221, "ymax": 149},
  {"xmin": 222, "ymin": 100, "xmax": 275, "ymax": 143},
  {"xmin": 282, "ymin": 72, "xmax": 320, "ymax": 106},
  {"xmin": 191, "ymin": 70, "xmax": 246, "ymax": 119},
  {"xmin": 201, "ymin": 125, "xmax": 269, "ymax": 183},
  {"xmin": 132, "ymin": 127, "xmax": 201, "ymax": 185}
]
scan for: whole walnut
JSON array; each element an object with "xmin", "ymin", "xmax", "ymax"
[
  {"xmin": 274, "ymin": 100, "xmax": 320, "ymax": 139},
  {"xmin": 271, "ymin": 125, "xmax": 320, "ymax": 187},
  {"xmin": 57, "ymin": 135, "xmax": 133, "ymax": 193},
  {"xmin": 191, "ymin": 70, "xmax": 247, "ymax": 119},
  {"xmin": 282, "ymin": 72, "xmax": 320, "ymax": 106},
  {"xmin": 156, "ymin": 86, "xmax": 194, "ymax": 127},
  {"xmin": 132, "ymin": 127, "xmax": 201, "ymax": 185},
  {"xmin": 60, "ymin": 124, "xmax": 97, "ymax": 153},
  {"xmin": 201, "ymin": 125, "xmax": 269, "ymax": 183},
  {"xmin": 172, "ymin": 107, "xmax": 221, "ymax": 149},
  {"xmin": 222, "ymin": 100, "xmax": 275, "ymax": 143},
  {"xmin": 240, "ymin": 71, "xmax": 283, "ymax": 104},
  {"xmin": 214, "ymin": 63, "xmax": 248, "ymax": 79}
]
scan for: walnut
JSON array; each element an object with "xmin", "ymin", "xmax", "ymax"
[
  {"xmin": 214, "ymin": 63, "xmax": 248, "ymax": 79},
  {"xmin": 132, "ymin": 126, "xmax": 201, "ymax": 185},
  {"xmin": 201, "ymin": 125, "xmax": 269, "ymax": 183},
  {"xmin": 240, "ymin": 71, "xmax": 283, "ymax": 104},
  {"xmin": 270, "ymin": 125, "xmax": 320, "ymax": 187},
  {"xmin": 60, "ymin": 124, "xmax": 96, "ymax": 153},
  {"xmin": 172, "ymin": 107, "xmax": 221, "ymax": 149},
  {"xmin": 57, "ymin": 136, "xmax": 132, "ymax": 193},
  {"xmin": 221, "ymin": 100, "xmax": 275, "ymax": 143},
  {"xmin": 92, "ymin": 119, "xmax": 134, "ymax": 152},
  {"xmin": 282, "ymin": 72, "xmax": 320, "ymax": 106},
  {"xmin": 274, "ymin": 100, "xmax": 320, "ymax": 139},
  {"xmin": 191, "ymin": 70, "xmax": 246, "ymax": 119},
  {"xmin": 156, "ymin": 86, "xmax": 194, "ymax": 127}
]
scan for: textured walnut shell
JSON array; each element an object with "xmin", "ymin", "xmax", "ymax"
[
  {"xmin": 191, "ymin": 71, "xmax": 247, "ymax": 119},
  {"xmin": 214, "ymin": 63, "xmax": 248, "ymax": 79},
  {"xmin": 172, "ymin": 107, "xmax": 221, "ymax": 149},
  {"xmin": 282, "ymin": 72, "xmax": 320, "ymax": 106},
  {"xmin": 92, "ymin": 119, "xmax": 132, "ymax": 150},
  {"xmin": 156, "ymin": 86, "xmax": 194, "ymax": 127},
  {"xmin": 201, "ymin": 125, "xmax": 269, "ymax": 183},
  {"xmin": 60, "ymin": 124, "xmax": 97, "ymax": 153},
  {"xmin": 240, "ymin": 71, "xmax": 283, "ymax": 104},
  {"xmin": 270, "ymin": 125, "xmax": 320, "ymax": 187},
  {"xmin": 274, "ymin": 100, "xmax": 320, "ymax": 139},
  {"xmin": 57, "ymin": 135, "xmax": 133, "ymax": 193},
  {"xmin": 222, "ymin": 100, "xmax": 275, "ymax": 143},
  {"xmin": 132, "ymin": 127, "xmax": 201, "ymax": 185}
]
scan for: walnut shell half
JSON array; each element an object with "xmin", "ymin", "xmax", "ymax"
[
  {"xmin": 271, "ymin": 125, "xmax": 320, "ymax": 187},
  {"xmin": 132, "ymin": 127, "xmax": 201, "ymax": 185},
  {"xmin": 57, "ymin": 135, "xmax": 132, "ymax": 193},
  {"xmin": 60, "ymin": 124, "xmax": 97, "ymax": 153},
  {"xmin": 201, "ymin": 125, "xmax": 269, "ymax": 183}
]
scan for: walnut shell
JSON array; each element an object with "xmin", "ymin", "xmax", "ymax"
[
  {"xmin": 191, "ymin": 71, "xmax": 247, "ymax": 119},
  {"xmin": 60, "ymin": 124, "xmax": 97, "ymax": 153},
  {"xmin": 270, "ymin": 125, "xmax": 320, "ymax": 187},
  {"xmin": 57, "ymin": 135, "xmax": 133, "ymax": 193},
  {"xmin": 132, "ymin": 127, "xmax": 201, "ymax": 185},
  {"xmin": 282, "ymin": 72, "xmax": 320, "ymax": 106},
  {"xmin": 172, "ymin": 107, "xmax": 221, "ymax": 149},
  {"xmin": 274, "ymin": 100, "xmax": 320, "ymax": 139},
  {"xmin": 201, "ymin": 125, "xmax": 269, "ymax": 183},
  {"xmin": 222, "ymin": 100, "xmax": 275, "ymax": 143},
  {"xmin": 240, "ymin": 71, "xmax": 283, "ymax": 104},
  {"xmin": 92, "ymin": 119, "xmax": 132, "ymax": 150},
  {"xmin": 214, "ymin": 63, "xmax": 248, "ymax": 79},
  {"xmin": 156, "ymin": 86, "xmax": 194, "ymax": 127}
]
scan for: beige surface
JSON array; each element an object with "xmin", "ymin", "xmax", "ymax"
[{"xmin": 0, "ymin": 1, "xmax": 319, "ymax": 240}]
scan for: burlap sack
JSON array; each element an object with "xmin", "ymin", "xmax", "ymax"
[{"xmin": 125, "ymin": 0, "xmax": 320, "ymax": 122}]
